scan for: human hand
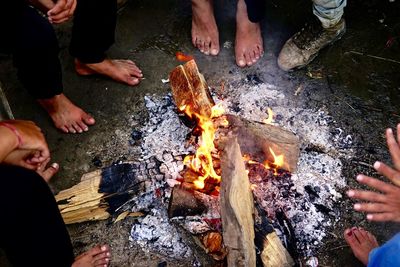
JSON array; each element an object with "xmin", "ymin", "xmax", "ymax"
[
  {"xmin": 1, "ymin": 120, "xmax": 50, "ymax": 163},
  {"xmin": 47, "ymin": 0, "xmax": 77, "ymax": 24},
  {"xmin": 347, "ymin": 125, "xmax": 400, "ymax": 222}
]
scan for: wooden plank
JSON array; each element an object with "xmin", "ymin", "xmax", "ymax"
[
  {"xmin": 219, "ymin": 137, "xmax": 256, "ymax": 267},
  {"xmin": 169, "ymin": 59, "xmax": 214, "ymax": 118},
  {"xmin": 223, "ymin": 115, "xmax": 300, "ymax": 173}
]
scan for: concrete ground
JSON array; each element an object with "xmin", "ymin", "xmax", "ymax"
[{"xmin": 1, "ymin": 0, "xmax": 400, "ymax": 266}]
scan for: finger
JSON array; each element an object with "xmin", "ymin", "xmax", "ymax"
[
  {"xmin": 48, "ymin": 0, "xmax": 67, "ymax": 16},
  {"xmin": 49, "ymin": 9, "xmax": 71, "ymax": 22},
  {"xmin": 354, "ymin": 202, "xmax": 394, "ymax": 213},
  {"xmin": 373, "ymin": 162, "xmax": 400, "ymax": 188},
  {"xmin": 356, "ymin": 174, "xmax": 395, "ymax": 193},
  {"xmin": 347, "ymin": 189, "xmax": 387, "ymax": 203},
  {"xmin": 366, "ymin": 212, "xmax": 395, "ymax": 222},
  {"xmin": 69, "ymin": 0, "xmax": 77, "ymax": 16},
  {"xmin": 386, "ymin": 128, "xmax": 400, "ymax": 171}
]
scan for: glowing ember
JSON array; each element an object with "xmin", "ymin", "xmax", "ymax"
[
  {"xmin": 243, "ymin": 148, "xmax": 285, "ymax": 175},
  {"xmin": 181, "ymin": 104, "xmax": 225, "ymax": 189},
  {"xmin": 263, "ymin": 107, "xmax": 274, "ymax": 124},
  {"xmin": 175, "ymin": 52, "xmax": 194, "ymax": 62}
]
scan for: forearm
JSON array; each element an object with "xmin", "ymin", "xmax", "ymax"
[{"xmin": 0, "ymin": 127, "xmax": 19, "ymax": 162}]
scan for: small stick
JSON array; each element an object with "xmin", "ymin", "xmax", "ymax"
[
  {"xmin": 347, "ymin": 50, "xmax": 400, "ymax": 65},
  {"xmin": 333, "ymin": 94, "xmax": 355, "ymax": 111},
  {"xmin": 355, "ymin": 161, "xmax": 374, "ymax": 169},
  {"xmin": 327, "ymin": 244, "xmax": 349, "ymax": 251}
]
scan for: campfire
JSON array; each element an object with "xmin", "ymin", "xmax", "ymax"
[
  {"xmin": 166, "ymin": 60, "xmax": 300, "ymax": 266},
  {"xmin": 56, "ymin": 58, "xmax": 351, "ymax": 266}
]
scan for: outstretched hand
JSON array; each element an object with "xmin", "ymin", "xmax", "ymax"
[
  {"xmin": 47, "ymin": 0, "xmax": 77, "ymax": 24},
  {"xmin": 347, "ymin": 124, "xmax": 400, "ymax": 222}
]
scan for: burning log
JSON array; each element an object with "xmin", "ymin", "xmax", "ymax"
[
  {"xmin": 221, "ymin": 115, "xmax": 300, "ymax": 173},
  {"xmin": 168, "ymin": 186, "xmax": 206, "ymax": 218},
  {"xmin": 169, "ymin": 59, "xmax": 215, "ymax": 118},
  {"xmin": 219, "ymin": 137, "xmax": 256, "ymax": 267}
]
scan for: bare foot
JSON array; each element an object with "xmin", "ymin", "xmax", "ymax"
[
  {"xmin": 191, "ymin": 0, "xmax": 220, "ymax": 56},
  {"xmin": 36, "ymin": 157, "xmax": 59, "ymax": 182},
  {"xmin": 72, "ymin": 245, "xmax": 111, "ymax": 267},
  {"xmin": 235, "ymin": 0, "xmax": 263, "ymax": 67},
  {"xmin": 344, "ymin": 227, "xmax": 379, "ymax": 265},
  {"xmin": 75, "ymin": 59, "xmax": 143, "ymax": 86},
  {"xmin": 38, "ymin": 94, "xmax": 95, "ymax": 134}
]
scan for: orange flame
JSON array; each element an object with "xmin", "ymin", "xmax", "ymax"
[
  {"xmin": 263, "ymin": 108, "xmax": 274, "ymax": 124},
  {"xmin": 176, "ymin": 52, "xmax": 194, "ymax": 62},
  {"xmin": 181, "ymin": 104, "xmax": 224, "ymax": 189}
]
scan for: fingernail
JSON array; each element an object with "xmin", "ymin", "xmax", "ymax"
[
  {"xmin": 374, "ymin": 161, "xmax": 381, "ymax": 169},
  {"xmin": 367, "ymin": 214, "xmax": 373, "ymax": 220},
  {"xmin": 101, "ymin": 245, "xmax": 107, "ymax": 251},
  {"xmin": 347, "ymin": 190, "xmax": 355, "ymax": 197},
  {"xmin": 354, "ymin": 203, "xmax": 361, "ymax": 210},
  {"xmin": 356, "ymin": 175, "xmax": 364, "ymax": 182}
]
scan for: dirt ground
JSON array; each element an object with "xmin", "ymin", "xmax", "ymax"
[{"xmin": 1, "ymin": 0, "xmax": 400, "ymax": 266}]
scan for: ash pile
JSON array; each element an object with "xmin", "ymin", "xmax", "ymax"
[{"xmin": 121, "ymin": 77, "xmax": 353, "ymax": 263}]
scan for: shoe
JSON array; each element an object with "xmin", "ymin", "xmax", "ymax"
[{"xmin": 277, "ymin": 18, "xmax": 346, "ymax": 71}]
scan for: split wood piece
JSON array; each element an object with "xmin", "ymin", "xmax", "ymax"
[
  {"xmin": 55, "ymin": 170, "xmax": 110, "ymax": 224},
  {"xmin": 169, "ymin": 59, "xmax": 215, "ymax": 118},
  {"xmin": 223, "ymin": 114, "xmax": 300, "ymax": 173},
  {"xmin": 219, "ymin": 137, "xmax": 256, "ymax": 267},
  {"xmin": 254, "ymin": 207, "xmax": 294, "ymax": 267},
  {"xmin": 168, "ymin": 186, "xmax": 206, "ymax": 218}
]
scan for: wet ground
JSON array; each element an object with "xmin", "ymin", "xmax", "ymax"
[{"xmin": 1, "ymin": 0, "xmax": 400, "ymax": 266}]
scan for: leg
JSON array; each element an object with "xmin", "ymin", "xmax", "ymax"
[
  {"xmin": 277, "ymin": 0, "xmax": 346, "ymax": 71},
  {"xmin": 1, "ymin": 3, "xmax": 95, "ymax": 133},
  {"xmin": 70, "ymin": 0, "xmax": 143, "ymax": 86},
  {"xmin": 0, "ymin": 165, "xmax": 112, "ymax": 267},
  {"xmin": 313, "ymin": 0, "xmax": 346, "ymax": 29},
  {"xmin": 235, "ymin": 0, "xmax": 264, "ymax": 67},
  {"xmin": 343, "ymin": 227, "xmax": 379, "ymax": 266},
  {"xmin": 191, "ymin": 0, "xmax": 219, "ymax": 56},
  {"xmin": 0, "ymin": 165, "xmax": 75, "ymax": 266}
]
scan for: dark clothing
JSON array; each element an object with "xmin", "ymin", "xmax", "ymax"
[
  {"xmin": 0, "ymin": 0, "xmax": 116, "ymax": 99},
  {"xmin": 0, "ymin": 165, "xmax": 74, "ymax": 267},
  {"xmin": 244, "ymin": 0, "xmax": 265, "ymax": 23},
  {"xmin": 70, "ymin": 0, "xmax": 117, "ymax": 64}
]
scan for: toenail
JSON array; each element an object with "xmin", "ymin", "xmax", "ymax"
[
  {"xmin": 211, "ymin": 49, "xmax": 218, "ymax": 55},
  {"xmin": 367, "ymin": 214, "xmax": 373, "ymax": 220},
  {"xmin": 387, "ymin": 128, "xmax": 393, "ymax": 134},
  {"xmin": 347, "ymin": 190, "xmax": 355, "ymax": 197},
  {"xmin": 354, "ymin": 204, "xmax": 361, "ymax": 210},
  {"xmin": 356, "ymin": 175, "xmax": 364, "ymax": 181},
  {"xmin": 346, "ymin": 230, "xmax": 352, "ymax": 236},
  {"xmin": 351, "ymin": 227, "xmax": 358, "ymax": 231},
  {"xmin": 239, "ymin": 60, "xmax": 245, "ymax": 66},
  {"xmin": 107, "ymin": 252, "xmax": 110, "ymax": 256},
  {"xmin": 101, "ymin": 246, "xmax": 107, "ymax": 251},
  {"xmin": 51, "ymin": 163, "xmax": 59, "ymax": 169}
]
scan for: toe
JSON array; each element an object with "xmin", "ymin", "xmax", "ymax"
[
  {"xmin": 94, "ymin": 258, "xmax": 109, "ymax": 267},
  {"xmin": 60, "ymin": 126, "xmax": 69, "ymax": 133},
  {"xmin": 126, "ymin": 76, "xmax": 140, "ymax": 86},
  {"xmin": 77, "ymin": 120, "xmax": 89, "ymax": 132},
  {"xmin": 211, "ymin": 42, "xmax": 219, "ymax": 56},
  {"xmin": 83, "ymin": 114, "xmax": 95, "ymax": 126},
  {"xmin": 67, "ymin": 125, "xmax": 76, "ymax": 134},
  {"xmin": 236, "ymin": 52, "xmax": 246, "ymax": 67},
  {"xmin": 245, "ymin": 52, "xmax": 253, "ymax": 66},
  {"xmin": 344, "ymin": 228, "xmax": 359, "ymax": 248},
  {"xmin": 41, "ymin": 163, "xmax": 59, "ymax": 182},
  {"xmin": 196, "ymin": 38, "xmax": 204, "ymax": 52},
  {"xmin": 93, "ymin": 252, "xmax": 110, "ymax": 263},
  {"xmin": 352, "ymin": 228, "xmax": 365, "ymax": 243},
  {"xmin": 72, "ymin": 123, "xmax": 83, "ymax": 134}
]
